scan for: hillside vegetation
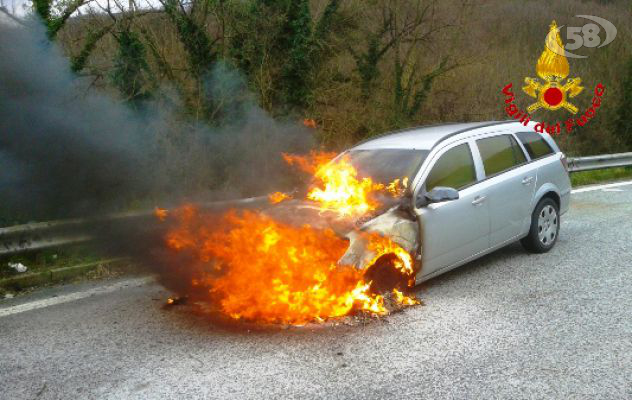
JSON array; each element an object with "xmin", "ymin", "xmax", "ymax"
[{"xmin": 42, "ymin": 0, "xmax": 631, "ymax": 155}]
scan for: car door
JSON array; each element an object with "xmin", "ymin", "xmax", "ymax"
[
  {"xmin": 415, "ymin": 140, "xmax": 490, "ymax": 278},
  {"xmin": 475, "ymin": 133, "xmax": 536, "ymax": 247}
]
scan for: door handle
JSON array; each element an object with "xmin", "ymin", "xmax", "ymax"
[
  {"xmin": 471, "ymin": 196, "xmax": 486, "ymax": 206},
  {"xmin": 522, "ymin": 176, "xmax": 534, "ymax": 185}
]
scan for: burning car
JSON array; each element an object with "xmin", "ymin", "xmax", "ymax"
[{"xmin": 158, "ymin": 120, "xmax": 570, "ymax": 325}]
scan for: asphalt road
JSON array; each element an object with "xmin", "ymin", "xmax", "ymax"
[{"xmin": 1, "ymin": 182, "xmax": 631, "ymax": 400}]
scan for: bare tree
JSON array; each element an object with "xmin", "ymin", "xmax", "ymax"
[{"xmin": 347, "ymin": 0, "xmax": 460, "ymax": 126}]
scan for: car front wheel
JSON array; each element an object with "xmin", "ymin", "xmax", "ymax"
[{"xmin": 521, "ymin": 197, "xmax": 560, "ymax": 253}]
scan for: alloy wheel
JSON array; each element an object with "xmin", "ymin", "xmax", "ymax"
[{"xmin": 537, "ymin": 204, "xmax": 558, "ymax": 246}]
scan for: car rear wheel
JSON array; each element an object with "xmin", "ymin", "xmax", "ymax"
[{"xmin": 521, "ymin": 197, "xmax": 560, "ymax": 253}]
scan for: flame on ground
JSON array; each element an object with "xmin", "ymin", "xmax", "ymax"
[
  {"xmin": 161, "ymin": 207, "xmax": 417, "ymax": 325},
  {"xmin": 393, "ymin": 289, "xmax": 420, "ymax": 306}
]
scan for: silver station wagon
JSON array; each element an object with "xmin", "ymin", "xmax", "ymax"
[
  {"xmin": 333, "ymin": 120, "xmax": 572, "ymax": 283},
  {"xmin": 266, "ymin": 120, "xmax": 571, "ymax": 284}
]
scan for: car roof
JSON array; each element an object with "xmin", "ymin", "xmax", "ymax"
[{"xmin": 351, "ymin": 121, "xmax": 519, "ymax": 151}]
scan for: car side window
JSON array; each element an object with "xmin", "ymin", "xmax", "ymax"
[
  {"xmin": 425, "ymin": 143, "xmax": 477, "ymax": 191},
  {"xmin": 476, "ymin": 134, "xmax": 527, "ymax": 177},
  {"xmin": 515, "ymin": 131, "xmax": 555, "ymax": 159}
]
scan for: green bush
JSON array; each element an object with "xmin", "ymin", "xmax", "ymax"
[{"xmin": 614, "ymin": 56, "xmax": 632, "ymax": 148}]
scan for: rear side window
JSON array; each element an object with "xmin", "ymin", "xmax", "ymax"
[
  {"xmin": 477, "ymin": 134, "xmax": 527, "ymax": 177},
  {"xmin": 515, "ymin": 131, "xmax": 555, "ymax": 159},
  {"xmin": 426, "ymin": 143, "xmax": 477, "ymax": 191}
]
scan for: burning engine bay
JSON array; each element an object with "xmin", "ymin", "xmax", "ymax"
[{"xmin": 156, "ymin": 151, "xmax": 422, "ymax": 326}]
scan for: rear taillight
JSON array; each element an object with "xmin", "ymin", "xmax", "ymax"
[{"xmin": 560, "ymin": 153, "xmax": 569, "ymax": 172}]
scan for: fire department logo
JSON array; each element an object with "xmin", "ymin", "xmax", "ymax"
[{"xmin": 522, "ymin": 21, "xmax": 584, "ymax": 114}]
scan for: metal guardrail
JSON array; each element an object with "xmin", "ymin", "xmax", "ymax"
[
  {"xmin": 0, "ymin": 196, "xmax": 267, "ymax": 256},
  {"xmin": 567, "ymin": 152, "xmax": 632, "ymax": 173},
  {"xmin": 0, "ymin": 212, "xmax": 145, "ymax": 256},
  {"xmin": 2, "ymin": 152, "xmax": 632, "ymax": 256}
]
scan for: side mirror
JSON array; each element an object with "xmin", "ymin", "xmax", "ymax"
[{"xmin": 416, "ymin": 186, "xmax": 459, "ymax": 208}]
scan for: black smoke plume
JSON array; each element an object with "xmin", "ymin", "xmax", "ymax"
[
  {"xmin": 0, "ymin": 20, "xmax": 312, "ymax": 224},
  {"xmin": 0, "ymin": 19, "xmax": 314, "ymax": 294}
]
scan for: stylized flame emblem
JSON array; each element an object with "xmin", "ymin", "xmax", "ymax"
[{"xmin": 523, "ymin": 21, "xmax": 584, "ymax": 113}]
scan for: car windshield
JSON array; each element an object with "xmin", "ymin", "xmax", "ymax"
[{"xmin": 344, "ymin": 149, "xmax": 429, "ymax": 184}]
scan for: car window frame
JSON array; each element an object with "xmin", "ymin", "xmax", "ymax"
[
  {"xmin": 514, "ymin": 131, "xmax": 556, "ymax": 161},
  {"xmin": 412, "ymin": 139, "xmax": 484, "ymax": 207},
  {"xmin": 475, "ymin": 133, "xmax": 530, "ymax": 179},
  {"xmin": 408, "ymin": 128, "xmax": 561, "ymax": 211}
]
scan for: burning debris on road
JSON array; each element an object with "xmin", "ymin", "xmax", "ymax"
[
  {"xmin": 156, "ymin": 151, "xmax": 421, "ymax": 326},
  {"xmin": 165, "ymin": 296, "xmax": 188, "ymax": 306}
]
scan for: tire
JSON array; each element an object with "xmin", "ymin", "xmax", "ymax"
[{"xmin": 521, "ymin": 197, "xmax": 560, "ymax": 253}]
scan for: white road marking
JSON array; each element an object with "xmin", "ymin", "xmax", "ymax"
[
  {"xmin": 571, "ymin": 180, "xmax": 632, "ymax": 194},
  {"xmin": 0, "ymin": 277, "xmax": 153, "ymax": 318}
]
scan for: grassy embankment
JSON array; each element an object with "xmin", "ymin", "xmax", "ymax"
[
  {"xmin": 570, "ymin": 167, "xmax": 632, "ymax": 186},
  {"xmin": 0, "ymin": 247, "xmax": 134, "ymax": 296}
]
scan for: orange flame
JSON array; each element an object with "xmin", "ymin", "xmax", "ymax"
[
  {"xmin": 283, "ymin": 151, "xmax": 405, "ymax": 218},
  {"xmin": 154, "ymin": 207, "xmax": 168, "ymax": 221},
  {"xmin": 386, "ymin": 177, "xmax": 409, "ymax": 196},
  {"xmin": 303, "ymin": 118, "xmax": 317, "ymax": 129},
  {"xmin": 157, "ymin": 151, "xmax": 420, "ymax": 325},
  {"xmin": 307, "ymin": 155, "xmax": 386, "ymax": 217},
  {"xmin": 268, "ymin": 191, "xmax": 292, "ymax": 204},
  {"xmin": 393, "ymin": 289, "xmax": 420, "ymax": 306},
  {"xmin": 367, "ymin": 234, "xmax": 415, "ymax": 276},
  {"xmin": 161, "ymin": 207, "xmax": 417, "ymax": 324},
  {"xmin": 282, "ymin": 151, "xmax": 337, "ymax": 175}
]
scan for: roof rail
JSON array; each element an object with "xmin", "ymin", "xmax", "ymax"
[
  {"xmin": 353, "ymin": 120, "xmax": 518, "ymax": 149},
  {"xmin": 352, "ymin": 121, "xmax": 464, "ymax": 148},
  {"xmin": 430, "ymin": 120, "xmax": 518, "ymax": 150}
]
